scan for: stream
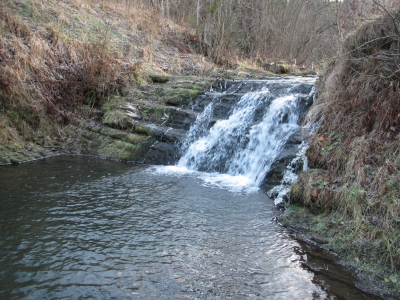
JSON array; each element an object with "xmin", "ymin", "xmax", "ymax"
[
  {"xmin": 0, "ymin": 77, "xmax": 381, "ymax": 299},
  {"xmin": 0, "ymin": 156, "xmax": 378, "ymax": 299}
]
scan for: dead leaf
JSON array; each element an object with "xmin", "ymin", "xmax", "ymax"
[
  {"xmin": 311, "ymin": 190, "xmax": 318, "ymax": 198},
  {"xmin": 354, "ymin": 257, "xmax": 359, "ymax": 262},
  {"xmin": 318, "ymin": 136, "xmax": 324, "ymax": 142}
]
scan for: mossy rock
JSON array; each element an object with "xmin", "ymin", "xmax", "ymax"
[
  {"xmin": 133, "ymin": 124, "xmax": 152, "ymax": 136},
  {"xmin": 94, "ymin": 139, "xmax": 146, "ymax": 160},
  {"xmin": 161, "ymin": 88, "xmax": 201, "ymax": 106},
  {"xmin": 102, "ymin": 110, "xmax": 136, "ymax": 130},
  {"xmin": 0, "ymin": 143, "xmax": 51, "ymax": 165},
  {"xmin": 70, "ymin": 125, "xmax": 153, "ymax": 161},
  {"xmin": 88, "ymin": 125, "xmax": 150, "ymax": 144}
]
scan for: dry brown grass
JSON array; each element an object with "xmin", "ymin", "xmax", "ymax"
[
  {"xmin": 0, "ymin": 0, "xmax": 214, "ymax": 154},
  {"xmin": 0, "ymin": 1, "xmax": 137, "ymax": 145},
  {"xmin": 294, "ymin": 9, "xmax": 400, "ymax": 270}
]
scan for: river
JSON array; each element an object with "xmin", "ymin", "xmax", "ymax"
[{"xmin": 0, "ymin": 156, "xmax": 378, "ymax": 299}]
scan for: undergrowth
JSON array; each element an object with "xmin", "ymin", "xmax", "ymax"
[{"xmin": 292, "ymin": 9, "xmax": 400, "ymax": 272}]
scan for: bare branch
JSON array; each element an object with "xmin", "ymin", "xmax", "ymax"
[{"xmin": 371, "ymin": 0, "xmax": 400, "ymax": 36}]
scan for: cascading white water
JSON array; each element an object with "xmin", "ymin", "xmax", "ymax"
[
  {"xmin": 178, "ymin": 87, "xmax": 271, "ymax": 174},
  {"xmin": 179, "ymin": 102, "xmax": 215, "ymax": 154},
  {"xmin": 227, "ymin": 95, "xmax": 300, "ymax": 185},
  {"xmin": 176, "ymin": 78, "xmax": 316, "ymax": 190}
]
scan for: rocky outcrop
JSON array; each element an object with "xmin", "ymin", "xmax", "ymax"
[
  {"xmin": 49, "ymin": 76, "xmax": 212, "ymax": 165},
  {"xmin": 262, "ymin": 129, "xmax": 304, "ymax": 187}
]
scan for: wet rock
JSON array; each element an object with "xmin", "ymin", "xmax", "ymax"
[
  {"xmin": 136, "ymin": 78, "xmax": 316, "ymax": 169},
  {"xmin": 167, "ymin": 109, "xmax": 197, "ymax": 130},
  {"xmin": 310, "ymin": 236, "xmax": 329, "ymax": 245},
  {"xmin": 289, "ymin": 83, "xmax": 313, "ymax": 95},
  {"xmin": 162, "ymin": 129, "xmax": 186, "ymax": 143},
  {"xmin": 212, "ymin": 100, "xmax": 236, "ymax": 119},
  {"xmin": 142, "ymin": 141, "xmax": 180, "ymax": 165},
  {"xmin": 140, "ymin": 124, "xmax": 166, "ymax": 138},
  {"xmin": 262, "ymin": 129, "xmax": 305, "ymax": 186}
]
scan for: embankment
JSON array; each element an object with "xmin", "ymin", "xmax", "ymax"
[
  {"xmin": 281, "ymin": 9, "xmax": 400, "ymax": 299},
  {"xmin": 0, "ymin": 0, "xmax": 280, "ymax": 165}
]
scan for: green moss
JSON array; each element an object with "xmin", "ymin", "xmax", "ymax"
[
  {"xmin": 12, "ymin": 143, "xmax": 22, "ymax": 151},
  {"xmin": 161, "ymin": 88, "xmax": 201, "ymax": 106},
  {"xmin": 132, "ymin": 124, "xmax": 152, "ymax": 135},
  {"xmin": 209, "ymin": 1, "xmax": 217, "ymax": 14},
  {"xmin": 0, "ymin": 142, "xmax": 48, "ymax": 165},
  {"xmin": 65, "ymin": 123, "xmax": 153, "ymax": 161},
  {"xmin": 102, "ymin": 110, "xmax": 135, "ymax": 130},
  {"xmin": 138, "ymin": 104, "xmax": 171, "ymax": 124},
  {"xmin": 96, "ymin": 139, "xmax": 137, "ymax": 160},
  {"xmin": 136, "ymin": 77, "xmax": 213, "ymax": 107}
]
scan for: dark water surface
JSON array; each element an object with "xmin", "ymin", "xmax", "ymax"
[{"xmin": 0, "ymin": 156, "xmax": 377, "ymax": 299}]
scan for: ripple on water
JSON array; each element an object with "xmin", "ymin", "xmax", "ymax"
[{"xmin": 0, "ymin": 156, "xmax": 378, "ymax": 299}]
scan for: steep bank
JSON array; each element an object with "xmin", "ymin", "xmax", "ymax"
[
  {"xmin": 281, "ymin": 9, "xmax": 400, "ymax": 299},
  {"xmin": 0, "ymin": 0, "xmax": 292, "ymax": 165},
  {"xmin": 0, "ymin": 0, "xmax": 212, "ymax": 164}
]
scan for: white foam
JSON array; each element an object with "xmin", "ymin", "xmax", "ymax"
[
  {"xmin": 149, "ymin": 166, "xmax": 258, "ymax": 193},
  {"xmin": 199, "ymin": 173, "xmax": 259, "ymax": 193},
  {"xmin": 150, "ymin": 165, "xmax": 196, "ymax": 175}
]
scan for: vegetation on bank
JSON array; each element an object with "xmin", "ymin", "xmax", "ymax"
[
  {"xmin": 283, "ymin": 8, "xmax": 400, "ymax": 297},
  {"xmin": 0, "ymin": 0, "xmax": 216, "ymax": 164},
  {"xmin": 1, "ymin": 0, "xmax": 399, "ymax": 296},
  {"xmin": 0, "ymin": 0, "xmax": 137, "ymax": 163},
  {"xmin": 0, "ymin": 0, "xmax": 311, "ymax": 165}
]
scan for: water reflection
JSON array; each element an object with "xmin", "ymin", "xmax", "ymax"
[{"xmin": 0, "ymin": 156, "xmax": 377, "ymax": 299}]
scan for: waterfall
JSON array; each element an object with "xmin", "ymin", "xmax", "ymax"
[{"xmin": 176, "ymin": 77, "xmax": 316, "ymax": 192}]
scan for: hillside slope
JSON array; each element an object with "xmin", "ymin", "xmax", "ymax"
[
  {"xmin": 0, "ymin": 0, "xmax": 216, "ymax": 164},
  {"xmin": 281, "ymin": 9, "xmax": 400, "ymax": 299},
  {"xmin": 1, "ymin": 0, "xmax": 288, "ymax": 165}
]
